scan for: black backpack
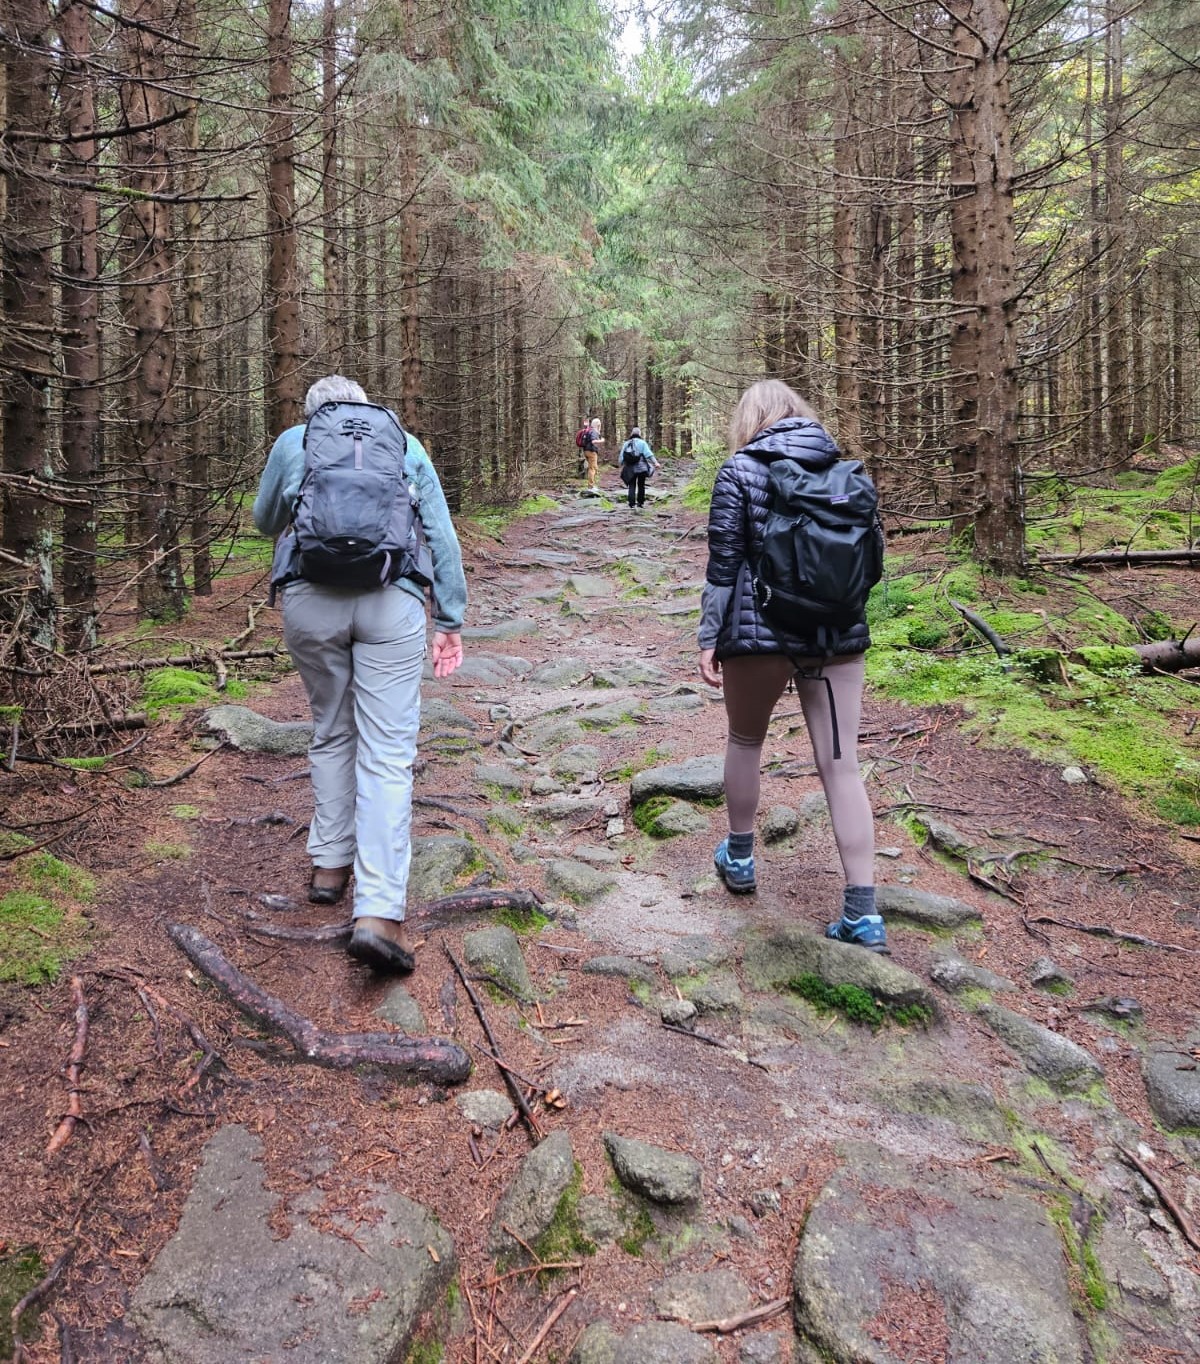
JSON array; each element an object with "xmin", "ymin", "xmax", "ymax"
[
  {"xmin": 621, "ymin": 441, "xmax": 639, "ymax": 464},
  {"xmin": 752, "ymin": 456, "xmax": 883, "ymax": 642},
  {"xmin": 270, "ymin": 401, "xmax": 433, "ymax": 596}
]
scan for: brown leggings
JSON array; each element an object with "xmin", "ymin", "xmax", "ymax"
[{"xmin": 721, "ymin": 653, "xmax": 874, "ymax": 886}]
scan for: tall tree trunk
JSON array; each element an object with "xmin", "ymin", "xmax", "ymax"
[
  {"xmin": 509, "ymin": 276, "xmax": 526, "ymax": 494},
  {"xmin": 832, "ymin": 66, "xmax": 861, "ymax": 451},
  {"xmin": 1103, "ymin": 2, "xmax": 1129, "ymax": 465},
  {"xmin": 321, "ymin": 0, "xmax": 345, "ymax": 369},
  {"xmin": 1, "ymin": 0, "xmax": 57, "ymax": 646},
  {"xmin": 58, "ymin": 0, "xmax": 100, "ymax": 647},
  {"xmin": 266, "ymin": 0, "xmax": 301, "ymax": 435},
  {"xmin": 120, "ymin": 0, "xmax": 184, "ymax": 619}
]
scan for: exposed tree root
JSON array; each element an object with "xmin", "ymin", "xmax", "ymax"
[
  {"xmin": 167, "ymin": 923, "xmax": 470, "ymax": 1084},
  {"xmin": 46, "ymin": 977, "xmax": 88, "ymax": 1160}
]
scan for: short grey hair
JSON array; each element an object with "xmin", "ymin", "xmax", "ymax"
[{"xmin": 304, "ymin": 374, "xmax": 368, "ymax": 418}]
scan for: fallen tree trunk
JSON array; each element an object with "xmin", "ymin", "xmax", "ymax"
[
  {"xmin": 167, "ymin": 923, "xmax": 471, "ymax": 1085},
  {"xmin": 1132, "ymin": 636, "xmax": 1200, "ymax": 672},
  {"xmin": 1040, "ymin": 548, "xmax": 1200, "ymax": 568},
  {"xmin": 88, "ymin": 648, "xmax": 282, "ymax": 676}
]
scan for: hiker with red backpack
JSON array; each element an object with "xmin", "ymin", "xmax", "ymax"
[
  {"xmin": 253, "ymin": 375, "xmax": 467, "ymax": 975},
  {"xmin": 697, "ymin": 379, "xmax": 888, "ymax": 952},
  {"xmin": 575, "ymin": 417, "xmax": 604, "ymax": 491}
]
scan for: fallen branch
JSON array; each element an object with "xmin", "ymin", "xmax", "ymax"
[
  {"xmin": 1132, "ymin": 635, "xmax": 1200, "ymax": 674},
  {"xmin": 1119, "ymin": 1148, "xmax": 1200, "ymax": 1253},
  {"xmin": 226, "ymin": 601, "xmax": 265, "ymax": 651},
  {"xmin": 87, "ymin": 646, "xmax": 281, "ymax": 675},
  {"xmin": 687, "ymin": 1296, "xmax": 791, "ymax": 1334},
  {"xmin": 168, "ymin": 924, "xmax": 470, "ymax": 1085},
  {"xmin": 9, "ymin": 1239, "xmax": 78, "ymax": 1364},
  {"xmin": 136, "ymin": 741, "xmax": 228, "ymax": 789},
  {"xmin": 52, "ymin": 712, "xmax": 147, "ymax": 736},
  {"xmin": 242, "ymin": 889, "xmax": 543, "ymax": 944},
  {"xmin": 46, "ymin": 978, "xmax": 89, "ymax": 1159},
  {"xmin": 514, "ymin": 1289, "xmax": 577, "ymax": 1364},
  {"xmin": 662, "ymin": 1021, "xmax": 771, "ymax": 1070},
  {"xmin": 444, "ymin": 944, "xmax": 541, "ymax": 1142},
  {"xmin": 949, "ymin": 599, "xmax": 1009, "ymax": 658},
  {"xmin": 1040, "ymin": 548, "xmax": 1200, "ymax": 568},
  {"xmin": 1025, "ymin": 913, "xmax": 1200, "ymax": 957}
]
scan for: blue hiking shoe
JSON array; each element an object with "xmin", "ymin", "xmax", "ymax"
[
  {"xmin": 714, "ymin": 839, "xmax": 756, "ymax": 894},
  {"xmin": 825, "ymin": 914, "xmax": 890, "ymax": 954}
]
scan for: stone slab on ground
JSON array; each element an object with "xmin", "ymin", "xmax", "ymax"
[
  {"xmin": 883, "ymin": 1078, "xmax": 1009, "ymax": 1144},
  {"xmin": 571, "ymin": 1320, "xmax": 718, "ymax": 1364},
  {"xmin": 409, "ymin": 835, "xmax": 482, "ymax": 903},
  {"xmin": 604, "ymin": 1132, "xmax": 702, "ymax": 1206},
  {"xmin": 644, "ymin": 800, "xmax": 711, "ymax": 837},
  {"xmin": 545, "ymin": 858, "xmax": 617, "ymax": 903},
  {"xmin": 1142, "ymin": 1045, "xmax": 1200, "ymax": 1130},
  {"xmin": 463, "ymin": 925, "xmax": 536, "ymax": 1001},
  {"xmin": 488, "ymin": 1129, "xmax": 575, "ymax": 1257},
  {"xmin": 202, "ymin": 705, "xmax": 312, "ymax": 756},
  {"xmin": 374, "ymin": 984, "xmax": 427, "ymax": 1033},
  {"xmin": 461, "ymin": 617, "xmax": 538, "ymax": 641},
  {"xmin": 650, "ymin": 1267, "xmax": 752, "ymax": 1324},
  {"xmin": 793, "ymin": 1145, "xmax": 1084, "ymax": 1364},
  {"xmin": 978, "ymin": 1003, "xmax": 1104, "ymax": 1094},
  {"xmin": 929, "ymin": 951, "xmax": 1016, "ymax": 997},
  {"xmin": 874, "ymin": 885, "xmax": 982, "ymax": 930},
  {"xmin": 442, "ymin": 654, "xmax": 532, "ymax": 686},
  {"xmin": 631, "ymin": 754, "xmax": 724, "ymax": 804},
  {"xmin": 131, "ymin": 1125, "xmax": 454, "ymax": 1364}
]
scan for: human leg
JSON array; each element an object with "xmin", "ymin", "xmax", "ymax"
[
  {"xmin": 627, "ymin": 475, "xmax": 636, "ymax": 508},
  {"xmin": 282, "ymin": 583, "xmax": 357, "ymax": 878},
  {"xmin": 716, "ymin": 655, "xmax": 795, "ymax": 891},
  {"xmin": 635, "ymin": 473, "xmax": 647, "ymax": 506},
  {"xmin": 345, "ymin": 587, "xmax": 427, "ymax": 925},
  {"xmin": 585, "ymin": 448, "xmax": 598, "ymax": 487},
  {"xmin": 794, "ymin": 654, "xmax": 886, "ymax": 951}
]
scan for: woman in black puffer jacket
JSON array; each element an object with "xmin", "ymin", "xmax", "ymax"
[{"xmin": 698, "ymin": 379, "xmax": 886, "ymax": 953}]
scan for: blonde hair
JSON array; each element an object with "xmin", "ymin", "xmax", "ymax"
[{"xmin": 729, "ymin": 380, "xmax": 818, "ymax": 452}]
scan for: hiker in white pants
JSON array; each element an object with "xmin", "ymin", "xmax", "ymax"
[{"xmin": 253, "ymin": 375, "xmax": 467, "ymax": 973}]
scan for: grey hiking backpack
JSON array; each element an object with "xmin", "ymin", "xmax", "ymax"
[{"xmin": 270, "ymin": 401, "xmax": 433, "ymax": 596}]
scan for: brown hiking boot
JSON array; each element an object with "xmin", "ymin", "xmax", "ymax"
[
  {"xmin": 347, "ymin": 917, "xmax": 416, "ymax": 974},
  {"xmin": 308, "ymin": 864, "xmax": 352, "ymax": 906}
]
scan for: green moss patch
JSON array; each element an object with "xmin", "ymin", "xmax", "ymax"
[
  {"xmin": 617, "ymin": 1202, "xmax": 655, "ymax": 1257},
  {"xmin": 535, "ymin": 1165, "xmax": 596, "ymax": 1270},
  {"xmin": 492, "ymin": 904, "xmax": 550, "ymax": 936},
  {"xmin": 631, "ymin": 795, "xmax": 674, "ymax": 837},
  {"xmin": 143, "ymin": 667, "xmax": 219, "ymax": 717},
  {"xmin": 0, "ymin": 840, "xmax": 94, "ymax": 986},
  {"xmin": 0, "ymin": 1247, "xmax": 44, "ymax": 1355},
  {"xmin": 787, "ymin": 973, "xmax": 931, "ymax": 1030}
]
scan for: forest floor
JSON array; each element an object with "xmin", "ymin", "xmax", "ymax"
[{"xmin": 2, "ymin": 459, "xmax": 1199, "ymax": 1363}]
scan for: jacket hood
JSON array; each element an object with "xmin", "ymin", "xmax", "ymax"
[{"xmin": 737, "ymin": 417, "xmax": 840, "ymax": 469}]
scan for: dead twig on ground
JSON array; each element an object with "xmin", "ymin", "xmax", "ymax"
[
  {"xmin": 444, "ymin": 944, "xmax": 541, "ymax": 1143},
  {"xmin": 662, "ymin": 1020, "xmax": 772, "ymax": 1070},
  {"xmin": 45, "ymin": 977, "xmax": 88, "ymax": 1160},
  {"xmin": 134, "ymin": 741, "xmax": 228, "ymax": 789},
  {"xmin": 684, "ymin": 1296, "xmax": 791, "ymax": 1334},
  {"xmin": 168, "ymin": 924, "xmax": 470, "ymax": 1084},
  {"xmin": 1119, "ymin": 1148, "xmax": 1200, "ymax": 1254},
  {"xmin": 1026, "ymin": 913, "xmax": 1200, "ymax": 956},
  {"xmin": 514, "ymin": 1289, "xmax": 577, "ymax": 1364},
  {"xmin": 413, "ymin": 795, "xmax": 489, "ymax": 827},
  {"xmin": 9, "ymin": 1239, "xmax": 78, "ymax": 1364}
]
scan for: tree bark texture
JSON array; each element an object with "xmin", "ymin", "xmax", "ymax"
[
  {"xmin": 266, "ymin": 0, "xmax": 301, "ymax": 436},
  {"xmin": 321, "ymin": 0, "xmax": 345, "ymax": 370}
]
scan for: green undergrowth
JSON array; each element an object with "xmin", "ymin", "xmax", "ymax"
[
  {"xmin": 0, "ymin": 836, "xmax": 95, "ymax": 985},
  {"xmin": 0, "ymin": 1247, "xmax": 44, "ymax": 1354},
  {"xmin": 632, "ymin": 795, "xmax": 674, "ymax": 837},
  {"xmin": 867, "ymin": 551, "xmax": 1200, "ymax": 824},
  {"xmin": 208, "ymin": 531, "xmax": 275, "ymax": 572},
  {"xmin": 491, "ymin": 904, "xmax": 549, "ymax": 935},
  {"xmin": 142, "ymin": 666, "xmax": 247, "ymax": 718},
  {"xmin": 467, "ymin": 494, "xmax": 559, "ymax": 538},
  {"xmin": 787, "ymin": 973, "xmax": 932, "ymax": 1030},
  {"xmin": 681, "ymin": 440, "xmax": 726, "ymax": 511}
]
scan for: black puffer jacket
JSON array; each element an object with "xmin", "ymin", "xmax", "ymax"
[{"xmin": 700, "ymin": 417, "xmax": 873, "ymax": 661}]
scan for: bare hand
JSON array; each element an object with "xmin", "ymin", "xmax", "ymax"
[
  {"xmin": 699, "ymin": 648, "xmax": 722, "ymax": 689},
  {"xmin": 432, "ymin": 631, "xmax": 463, "ymax": 678}
]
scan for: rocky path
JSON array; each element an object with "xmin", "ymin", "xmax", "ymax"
[{"xmin": 26, "ymin": 469, "xmax": 1200, "ymax": 1362}]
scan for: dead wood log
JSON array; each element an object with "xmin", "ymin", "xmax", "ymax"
[
  {"xmin": 87, "ymin": 647, "xmax": 281, "ymax": 675},
  {"xmin": 46, "ymin": 977, "xmax": 88, "ymax": 1159},
  {"xmin": 949, "ymin": 599, "xmax": 1010, "ymax": 658},
  {"xmin": 242, "ymin": 889, "xmax": 542, "ymax": 944},
  {"xmin": 52, "ymin": 712, "xmax": 147, "ymax": 736},
  {"xmin": 1040, "ymin": 548, "xmax": 1200, "ymax": 568},
  {"xmin": 1132, "ymin": 635, "xmax": 1200, "ymax": 673},
  {"xmin": 167, "ymin": 923, "xmax": 470, "ymax": 1085}
]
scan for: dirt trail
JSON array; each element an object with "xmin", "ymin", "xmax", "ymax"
[{"xmin": 2, "ymin": 467, "xmax": 1199, "ymax": 1362}]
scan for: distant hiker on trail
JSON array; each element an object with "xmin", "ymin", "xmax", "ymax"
[
  {"xmin": 577, "ymin": 416, "xmax": 604, "ymax": 491},
  {"xmin": 697, "ymin": 378, "xmax": 888, "ymax": 953},
  {"xmin": 253, "ymin": 374, "xmax": 467, "ymax": 975},
  {"xmin": 618, "ymin": 426, "xmax": 658, "ymax": 509}
]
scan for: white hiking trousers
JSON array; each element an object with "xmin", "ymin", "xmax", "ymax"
[{"xmin": 282, "ymin": 581, "xmax": 426, "ymax": 922}]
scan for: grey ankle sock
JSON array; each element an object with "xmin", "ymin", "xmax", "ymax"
[
  {"xmin": 842, "ymin": 885, "xmax": 876, "ymax": 920},
  {"xmin": 727, "ymin": 830, "xmax": 754, "ymax": 859}
]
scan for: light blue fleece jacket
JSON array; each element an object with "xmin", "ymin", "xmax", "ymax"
[{"xmin": 252, "ymin": 424, "xmax": 468, "ymax": 633}]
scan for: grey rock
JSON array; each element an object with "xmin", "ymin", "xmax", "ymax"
[
  {"xmin": 571, "ymin": 1321, "xmax": 718, "ymax": 1364},
  {"xmin": 651, "ymin": 1268, "xmax": 752, "ymax": 1324},
  {"xmin": 1083, "ymin": 995, "xmax": 1143, "ymax": 1023},
  {"xmin": 421, "ymin": 697, "xmax": 476, "ymax": 731},
  {"xmin": 644, "ymin": 800, "xmax": 711, "ymax": 837},
  {"xmin": 529, "ymin": 658, "xmax": 594, "ymax": 688},
  {"xmin": 474, "ymin": 762, "xmax": 526, "ymax": 792},
  {"xmin": 531, "ymin": 775, "xmax": 564, "ymax": 795},
  {"xmin": 1095, "ymin": 1222, "xmax": 1169, "ymax": 1304},
  {"xmin": 564, "ymin": 574, "xmax": 612, "ymax": 598},
  {"xmin": 886, "ymin": 1079, "xmax": 1009, "ymax": 1143},
  {"xmin": 794, "ymin": 792, "xmax": 829, "ymax": 826},
  {"xmin": 874, "ymin": 885, "xmax": 982, "ymax": 930},
  {"xmin": 578, "ymin": 701, "xmax": 639, "ymax": 729},
  {"xmin": 455, "ymin": 1089, "xmax": 514, "ymax": 1130},
  {"xmin": 583, "ymin": 954, "xmax": 658, "ymax": 986},
  {"xmin": 743, "ymin": 926, "xmax": 936, "ymax": 1015},
  {"xmin": 916, "ymin": 815, "xmax": 976, "ymax": 859},
  {"xmin": 524, "ymin": 715, "xmax": 588, "ymax": 751},
  {"xmin": 793, "ymin": 1147, "xmax": 1083, "ymax": 1364},
  {"xmin": 488, "ymin": 705, "xmax": 512, "ymax": 722},
  {"xmin": 660, "ymin": 935, "xmax": 732, "ymax": 979},
  {"xmin": 462, "ymin": 617, "xmax": 537, "ymax": 641},
  {"xmin": 571, "ymin": 844, "xmax": 622, "ymax": 867},
  {"xmin": 728, "ymin": 1215, "xmax": 757, "ymax": 1242},
  {"xmin": 604, "ymin": 1132, "xmax": 702, "ymax": 1206},
  {"xmin": 739, "ymin": 1332, "xmax": 792, "ymax": 1364},
  {"xmin": 748, "ymin": 1188, "xmax": 782, "ymax": 1218},
  {"xmin": 374, "ymin": 984, "xmax": 427, "ymax": 1034},
  {"xmin": 761, "ymin": 806, "xmax": 798, "ymax": 843},
  {"xmin": 202, "ymin": 705, "xmax": 312, "ymax": 756},
  {"xmin": 1030, "ymin": 956, "xmax": 1075, "ymax": 991},
  {"xmin": 606, "ymin": 817, "xmax": 626, "ymax": 838},
  {"xmin": 445, "ymin": 654, "xmax": 532, "ymax": 686},
  {"xmin": 1143, "ymin": 1047, "xmax": 1200, "ymax": 1130},
  {"xmin": 545, "ymin": 858, "xmax": 616, "ymax": 903},
  {"xmin": 408, "ymin": 835, "xmax": 481, "ymax": 902},
  {"xmin": 131, "ymin": 1126, "xmax": 454, "ymax": 1364},
  {"xmin": 631, "ymin": 754, "xmax": 724, "ymax": 804},
  {"xmin": 463, "ymin": 925, "xmax": 536, "ymax": 1001},
  {"xmin": 593, "ymin": 660, "xmax": 668, "ymax": 688},
  {"xmin": 661, "ymin": 998, "xmax": 698, "ymax": 1027},
  {"xmin": 489, "ymin": 1129, "xmax": 575, "ymax": 1257},
  {"xmin": 929, "ymin": 951, "xmax": 1016, "ymax": 996},
  {"xmin": 978, "ymin": 1004, "xmax": 1104, "ymax": 1094},
  {"xmin": 683, "ymin": 972, "xmax": 744, "ymax": 1015},
  {"xmin": 1061, "ymin": 765, "xmax": 1089, "ymax": 785},
  {"xmin": 551, "ymin": 744, "xmax": 602, "ymax": 778},
  {"xmin": 534, "ymin": 794, "xmax": 607, "ymax": 823},
  {"xmin": 577, "ymin": 1194, "xmax": 629, "ymax": 1246},
  {"xmin": 622, "ymin": 557, "xmax": 666, "ymax": 585},
  {"xmin": 646, "ymin": 692, "xmax": 708, "ymax": 715}
]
